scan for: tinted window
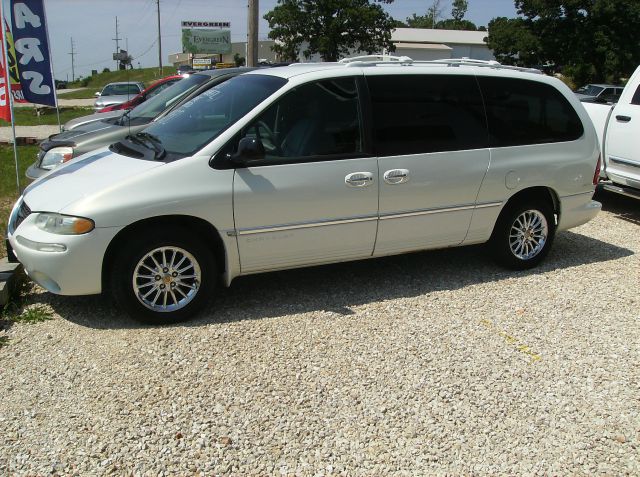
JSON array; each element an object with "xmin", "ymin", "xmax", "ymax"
[
  {"xmin": 101, "ymin": 84, "xmax": 141, "ymax": 96},
  {"xmin": 632, "ymin": 85, "xmax": 640, "ymax": 105},
  {"xmin": 367, "ymin": 75, "xmax": 488, "ymax": 156},
  {"xmin": 237, "ymin": 77, "xmax": 362, "ymax": 162},
  {"xmin": 478, "ymin": 77, "xmax": 583, "ymax": 147}
]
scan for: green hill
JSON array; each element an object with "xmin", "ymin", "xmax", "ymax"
[{"xmin": 67, "ymin": 66, "xmax": 177, "ymax": 90}]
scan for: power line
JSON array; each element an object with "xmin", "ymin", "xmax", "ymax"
[
  {"xmin": 156, "ymin": 0, "xmax": 162, "ymax": 75},
  {"xmin": 113, "ymin": 16, "xmax": 122, "ymax": 70}
]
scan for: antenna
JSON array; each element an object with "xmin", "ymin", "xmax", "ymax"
[{"xmin": 68, "ymin": 37, "xmax": 76, "ymax": 81}]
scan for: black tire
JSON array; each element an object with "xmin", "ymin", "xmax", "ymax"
[
  {"xmin": 110, "ymin": 228, "xmax": 216, "ymax": 325},
  {"xmin": 490, "ymin": 200, "xmax": 556, "ymax": 270}
]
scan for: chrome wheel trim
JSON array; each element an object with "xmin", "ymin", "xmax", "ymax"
[
  {"xmin": 508, "ymin": 209, "xmax": 548, "ymax": 260},
  {"xmin": 133, "ymin": 246, "xmax": 201, "ymax": 313}
]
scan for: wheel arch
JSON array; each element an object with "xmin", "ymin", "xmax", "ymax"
[
  {"xmin": 101, "ymin": 215, "xmax": 227, "ymax": 293},
  {"xmin": 501, "ymin": 186, "xmax": 560, "ymax": 224}
]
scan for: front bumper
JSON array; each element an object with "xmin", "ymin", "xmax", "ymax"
[{"xmin": 7, "ymin": 205, "xmax": 121, "ymax": 295}]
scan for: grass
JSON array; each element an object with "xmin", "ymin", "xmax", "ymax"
[
  {"xmin": 0, "ymin": 145, "xmax": 37, "ymax": 258},
  {"xmin": 8, "ymin": 304, "xmax": 53, "ymax": 323},
  {"xmin": 67, "ymin": 66, "xmax": 177, "ymax": 91},
  {"xmin": 57, "ymin": 89, "xmax": 99, "ymax": 99},
  {"xmin": 11, "ymin": 107, "xmax": 93, "ymax": 126},
  {"xmin": 1, "ymin": 279, "xmax": 54, "ymax": 349}
]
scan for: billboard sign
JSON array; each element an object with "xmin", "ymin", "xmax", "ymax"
[
  {"xmin": 182, "ymin": 28, "xmax": 231, "ymax": 54},
  {"xmin": 181, "ymin": 21, "xmax": 230, "ymax": 28}
]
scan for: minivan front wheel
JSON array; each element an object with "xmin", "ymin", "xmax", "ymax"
[
  {"xmin": 110, "ymin": 230, "xmax": 216, "ymax": 324},
  {"xmin": 491, "ymin": 202, "xmax": 555, "ymax": 270}
]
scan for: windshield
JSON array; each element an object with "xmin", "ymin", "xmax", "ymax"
[
  {"xmin": 101, "ymin": 84, "xmax": 141, "ymax": 96},
  {"xmin": 124, "ymin": 73, "xmax": 210, "ymax": 125},
  {"xmin": 576, "ymin": 85, "xmax": 604, "ymax": 96},
  {"xmin": 141, "ymin": 74, "xmax": 287, "ymax": 157}
]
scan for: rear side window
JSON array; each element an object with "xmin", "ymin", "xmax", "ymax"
[
  {"xmin": 631, "ymin": 85, "xmax": 640, "ymax": 105},
  {"xmin": 367, "ymin": 75, "xmax": 488, "ymax": 156},
  {"xmin": 478, "ymin": 77, "xmax": 583, "ymax": 147}
]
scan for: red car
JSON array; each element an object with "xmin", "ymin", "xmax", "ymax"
[{"xmin": 97, "ymin": 75, "xmax": 184, "ymax": 113}]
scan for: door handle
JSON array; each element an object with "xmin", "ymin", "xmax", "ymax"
[
  {"xmin": 383, "ymin": 169, "xmax": 410, "ymax": 185},
  {"xmin": 345, "ymin": 172, "xmax": 374, "ymax": 187},
  {"xmin": 616, "ymin": 115, "xmax": 631, "ymax": 123}
]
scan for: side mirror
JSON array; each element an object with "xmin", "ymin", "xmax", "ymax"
[
  {"xmin": 231, "ymin": 137, "xmax": 265, "ymax": 165},
  {"xmin": 94, "ymin": 92, "xmax": 101, "ymax": 97}
]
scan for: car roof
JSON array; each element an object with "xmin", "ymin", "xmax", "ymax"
[
  {"xmin": 103, "ymin": 81, "xmax": 144, "ymax": 86},
  {"xmin": 585, "ymin": 83, "xmax": 620, "ymax": 88},
  {"xmin": 246, "ymin": 58, "xmax": 546, "ymax": 82},
  {"xmin": 190, "ymin": 66, "xmax": 261, "ymax": 78}
]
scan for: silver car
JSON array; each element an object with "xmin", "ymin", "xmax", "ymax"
[{"xmin": 93, "ymin": 81, "xmax": 144, "ymax": 111}]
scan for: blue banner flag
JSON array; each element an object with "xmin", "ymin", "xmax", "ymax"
[{"xmin": 10, "ymin": 0, "xmax": 56, "ymax": 106}]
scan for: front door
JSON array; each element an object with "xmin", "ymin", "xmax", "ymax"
[
  {"xmin": 605, "ymin": 81, "xmax": 640, "ymax": 186},
  {"xmin": 231, "ymin": 76, "xmax": 379, "ymax": 273}
]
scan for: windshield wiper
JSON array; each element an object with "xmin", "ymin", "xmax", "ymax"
[
  {"xmin": 133, "ymin": 131, "xmax": 166, "ymax": 160},
  {"xmin": 117, "ymin": 109, "xmax": 130, "ymax": 126}
]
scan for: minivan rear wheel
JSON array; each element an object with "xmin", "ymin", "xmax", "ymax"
[
  {"xmin": 110, "ymin": 229, "xmax": 216, "ymax": 324},
  {"xmin": 490, "ymin": 201, "xmax": 555, "ymax": 270}
]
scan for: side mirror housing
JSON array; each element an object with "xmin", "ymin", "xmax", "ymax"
[
  {"xmin": 94, "ymin": 92, "xmax": 101, "ymax": 97},
  {"xmin": 231, "ymin": 137, "xmax": 265, "ymax": 165}
]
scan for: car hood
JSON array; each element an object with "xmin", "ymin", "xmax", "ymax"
[
  {"xmin": 64, "ymin": 110, "xmax": 123, "ymax": 131},
  {"xmin": 22, "ymin": 148, "xmax": 164, "ymax": 215},
  {"xmin": 40, "ymin": 120, "xmax": 124, "ymax": 152}
]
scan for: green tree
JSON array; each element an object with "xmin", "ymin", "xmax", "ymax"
[
  {"xmin": 485, "ymin": 17, "xmax": 540, "ymax": 66},
  {"xmin": 451, "ymin": 0, "xmax": 468, "ymax": 22},
  {"xmin": 487, "ymin": 0, "xmax": 640, "ymax": 83},
  {"xmin": 405, "ymin": 0, "xmax": 476, "ymax": 30},
  {"xmin": 265, "ymin": 0, "xmax": 396, "ymax": 62},
  {"xmin": 405, "ymin": 12, "xmax": 437, "ymax": 28}
]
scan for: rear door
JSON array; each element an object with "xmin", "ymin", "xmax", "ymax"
[
  {"xmin": 366, "ymin": 73, "xmax": 491, "ymax": 256},
  {"xmin": 605, "ymin": 74, "xmax": 640, "ymax": 187},
  {"xmin": 231, "ymin": 76, "xmax": 379, "ymax": 273}
]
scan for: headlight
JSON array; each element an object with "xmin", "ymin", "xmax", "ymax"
[
  {"xmin": 34, "ymin": 213, "xmax": 94, "ymax": 235},
  {"xmin": 40, "ymin": 147, "xmax": 74, "ymax": 170}
]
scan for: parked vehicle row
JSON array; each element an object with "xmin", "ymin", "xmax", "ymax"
[
  {"xmin": 7, "ymin": 58, "xmax": 601, "ymax": 324},
  {"xmin": 96, "ymin": 75, "xmax": 184, "ymax": 113},
  {"xmin": 27, "ymin": 68, "xmax": 257, "ymax": 179}
]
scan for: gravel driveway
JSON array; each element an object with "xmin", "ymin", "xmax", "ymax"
[{"xmin": 0, "ymin": 190, "xmax": 638, "ymax": 476}]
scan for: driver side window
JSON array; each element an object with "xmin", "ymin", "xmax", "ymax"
[{"xmin": 240, "ymin": 77, "xmax": 363, "ymax": 163}]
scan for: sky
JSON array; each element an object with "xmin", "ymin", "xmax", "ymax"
[{"xmin": 9, "ymin": 0, "xmax": 518, "ymax": 80}]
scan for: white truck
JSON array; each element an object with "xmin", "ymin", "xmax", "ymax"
[{"xmin": 583, "ymin": 65, "xmax": 640, "ymax": 199}]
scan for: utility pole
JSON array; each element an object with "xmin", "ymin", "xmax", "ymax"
[
  {"xmin": 247, "ymin": 0, "xmax": 258, "ymax": 67},
  {"xmin": 68, "ymin": 37, "xmax": 76, "ymax": 82},
  {"xmin": 113, "ymin": 16, "xmax": 122, "ymax": 70},
  {"xmin": 157, "ymin": 0, "xmax": 163, "ymax": 75}
]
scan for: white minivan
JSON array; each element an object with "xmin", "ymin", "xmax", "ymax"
[{"xmin": 6, "ymin": 58, "xmax": 602, "ymax": 324}]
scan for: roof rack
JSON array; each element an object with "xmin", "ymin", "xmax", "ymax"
[
  {"xmin": 423, "ymin": 58, "xmax": 542, "ymax": 74},
  {"xmin": 338, "ymin": 55, "xmax": 542, "ymax": 74},
  {"xmin": 339, "ymin": 55, "xmax": 413, "ymax": 65}
]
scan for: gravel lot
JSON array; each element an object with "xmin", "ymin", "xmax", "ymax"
[{"xmin": 1, "ymin": 190, "xmax": 638, "ymax": 476}]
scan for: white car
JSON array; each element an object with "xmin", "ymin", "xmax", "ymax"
[{"xmin": 6, "ymin": 57, "xmax": 601, "ymax": 324}]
